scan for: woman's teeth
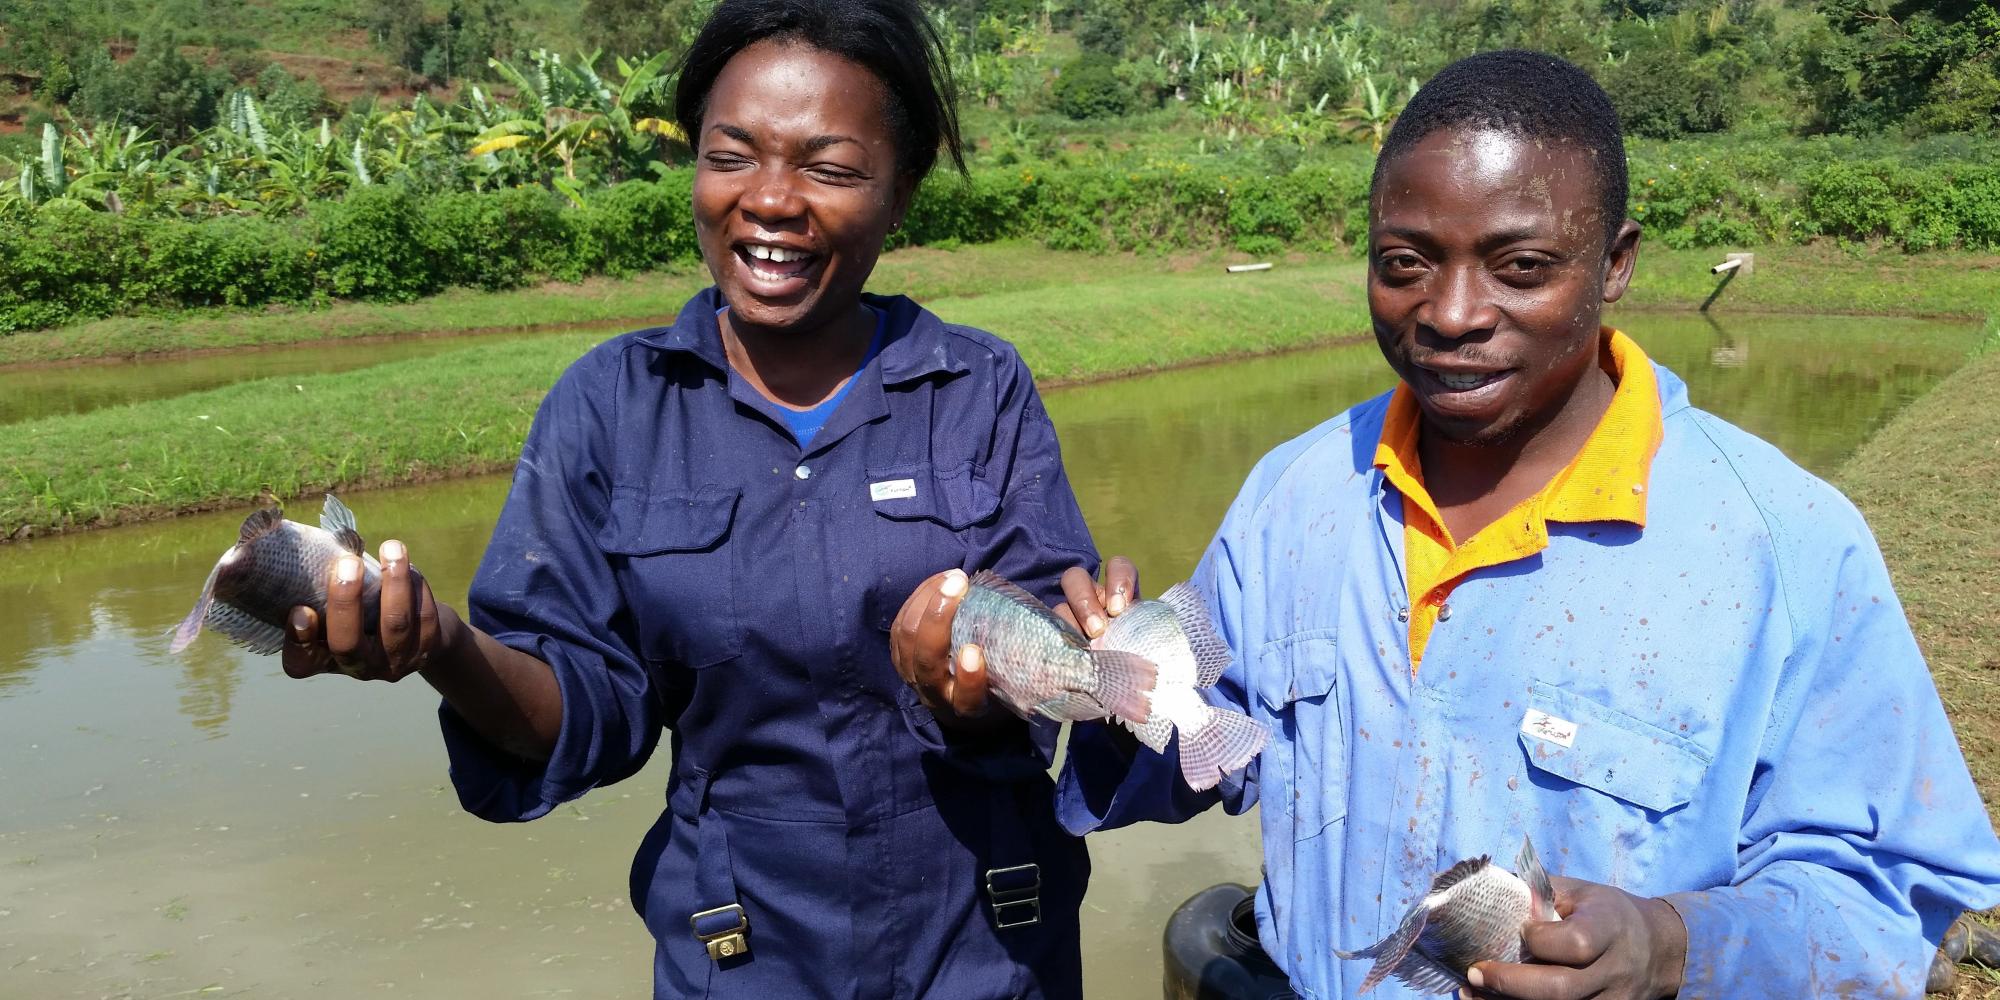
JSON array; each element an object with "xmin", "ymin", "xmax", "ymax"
[{"xmin": 746, "ymin": 244, "xmax": 811, "ymax": 263}]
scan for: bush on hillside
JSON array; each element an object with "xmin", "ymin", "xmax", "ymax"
[{"xmin": 1053, "ymin": 54, "xmax": 1136, "ymax": 120}]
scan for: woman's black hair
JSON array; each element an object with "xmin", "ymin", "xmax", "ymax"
[{"xmin": 673, "ymin": 0, "xmax": 967, "ymax": 181}]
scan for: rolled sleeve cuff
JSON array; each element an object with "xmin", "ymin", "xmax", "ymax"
[{"xmin": 438, "ymin": 632, "xmax": 642, "ymax": 823}]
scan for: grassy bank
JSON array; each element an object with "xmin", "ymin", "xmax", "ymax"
[
  {"xmin": 0, "ymin": 259, "xmax": 1365, "ymax": 537},
  {"xmin": 0, "ymin": 242, "xmax": 1279, "ymax": 368},
  {"xmin": 1838, "ymin": 348, "xmax": 2000, "ymax": 821}
]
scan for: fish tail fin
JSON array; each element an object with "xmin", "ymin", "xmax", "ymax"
[
  {"xmin": 1176, "ymin": 704, "xmax": 1269, "ymax": 792},
  {"xmin": 1337, "ymin": 899, "xmax": 1431, "ymax": 995},
  {"xmin": 1158, "ymin": 581, "xmax": 1232, "ymax": 687},
  {"xmin": 1084, "ymin": 649, "xmax": 1157, "ymax": 724},
  {"xmin": 168, "ymin": 559, "xmax": 226, "ymax": 654},
  {"xmin": 1517, "ymin": 835, "xmax": 1558, "ymax": 922}
]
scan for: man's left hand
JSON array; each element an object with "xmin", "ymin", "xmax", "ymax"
[{"xmin": 1462, "ymin": 876, "xmax": 1686, "ymax": 1000}]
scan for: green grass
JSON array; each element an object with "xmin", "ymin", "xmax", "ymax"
[
  {"xmin": 0, "ymin": 242, "xmax": 1280, "ymax": 367},
  {"xmin": 1837, "ymin": 350, "xmax": 2000, "ymax": 820},
  {"xmin": 0, "ymin": 258, "xmax": 1362, "ymax": 537}
]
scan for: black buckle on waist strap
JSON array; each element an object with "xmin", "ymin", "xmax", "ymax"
[
  {"xmin": 984, "ymin": 863, "xmax": 1041, "ymax": 929},
  {"xmin": 690, "ymin": 903, "xmax": 750, "ymax": 961}
]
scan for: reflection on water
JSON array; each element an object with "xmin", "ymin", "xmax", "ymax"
[{"xmin": 0, "ymin": 311, "xmax": 1980, "ymax": 998}]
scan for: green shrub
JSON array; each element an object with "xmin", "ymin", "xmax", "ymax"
[
  {"xmin": 1052, "ymin": 54, "xmax": 1135, "ymax": 121},
  {"xmin": 579, "ymin": 174, "xmax": 700, "ymax": 275},
  {"xmin": 311, "ymin": 186, "xmax": 438, "ymax": 301}
]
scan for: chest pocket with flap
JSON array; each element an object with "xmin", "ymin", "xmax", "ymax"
[
  {"xmin": 597, "ymin": 485, "xmax": 743, "ymax": 670},
  {"xmin": 1255, "ymin": 629, "xmax": 1348, "ymax": 841}
]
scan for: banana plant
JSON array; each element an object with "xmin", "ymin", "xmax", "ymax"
[{"xmin": 1340, "ymin": 75, "xmax": 1418, "ymax": 152}]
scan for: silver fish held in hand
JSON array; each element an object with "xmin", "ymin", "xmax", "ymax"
[
  {"xmin": 1093, "ymin": 583, "xmax": 1269, "ymax": 792},
  {"xmin": 1337, "ymin": 836, "xmax": 1560, "ymax": 995},
  {"xmin": 169, "ymin": 494, "xmax": 382, "ymax": 655},
  {"xmin": 950, "ymin": 571, "xmax": 1267, "ymax": 792}
]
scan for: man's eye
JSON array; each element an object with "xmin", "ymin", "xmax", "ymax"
[
  {"xmin": 1502, "ymin": 256, "xmax": 1551, "ymax": 274},
  {"xmin": 1380, "ymin": 254, "xmax": 1421, "ymax": 271},
  {"xmin": 703, "ymin": 153, "xmax": 750, "ymax": 169}
]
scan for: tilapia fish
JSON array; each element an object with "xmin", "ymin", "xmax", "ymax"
[
  {"xmin": 951, "ymin": 571, "xmax": 1268, "ymax": 792},
  {"xmin": 1093, "ymin": 583, "xmax": 1269, "ymax": 792},
  {"xmin": 169, "ymin": 494, "xmax": 382, "ymax": 655},
  {"xmin": 1337, "ymin": 837, "xmax": 1560, "ymax": 995}
]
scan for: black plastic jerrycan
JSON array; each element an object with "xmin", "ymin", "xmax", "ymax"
[{"xmin": 1162, "ymin": 884, "xmax": 1301, "ymax": 1000}]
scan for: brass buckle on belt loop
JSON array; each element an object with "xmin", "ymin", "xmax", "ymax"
[
  {"xmin": 984, "ymin": 863, "xmax": 1042, "ymax": 929},
  {"xmin": 690, "ymin": 903, "xmax": 750, "ymax": 960}
]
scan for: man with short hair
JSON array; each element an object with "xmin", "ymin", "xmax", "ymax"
[{"xmin": 896, "ymin": 49, "xmax": 2000, "ymax": 1000}]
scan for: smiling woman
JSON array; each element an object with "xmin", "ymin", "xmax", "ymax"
[{"xmin": 265, "ymin": 2, "xmax": 1101, "ymax": 999}]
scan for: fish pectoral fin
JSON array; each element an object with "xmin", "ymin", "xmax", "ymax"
[
  {"xmin": 1341, "ymin": 899, "xmax": 1432, "ymax": 996},
  {"xmin": 1086, "ymin": 649, "xmax": 1158, "ymax": 723},
  {"xmin": 1517, "ymin": 835, "xmax": 1559, "ymax": 922},
  {"xmin": 1176, "ymin": 705, "xmax": 1270, "ymax": 792},
  {"xmin": 320, "ymin": 494, "xmax": 367, "ymax": 556}
]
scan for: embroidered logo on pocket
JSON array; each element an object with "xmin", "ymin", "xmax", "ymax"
[
  {"xmin": 1521, "ymin": 708, "xmax": 1578, "ymax": 748},
  {"xmin": 870, "ymin": 479, "xmax": 917, "ymax": 502}
]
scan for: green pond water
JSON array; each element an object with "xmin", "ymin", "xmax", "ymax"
[{"xmin": 0, "ymin": 311, "xmax": 1979, "ymax": 998}]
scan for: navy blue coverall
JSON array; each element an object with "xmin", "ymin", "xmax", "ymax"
[{"xmin": 439, "ymin": 289, "xmax": 1098, "ymax": 999}]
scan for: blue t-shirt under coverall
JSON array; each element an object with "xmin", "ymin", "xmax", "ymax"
[{"xmin": 442, "ymin": 289, "xmax": 1099, "ymax": 999}]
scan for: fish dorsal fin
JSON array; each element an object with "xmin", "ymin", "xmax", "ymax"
[
  {"xmin": 1159, "ymin": 581, "xmax": 1233, "ymax": 687},
  {"xmin": 968, "ymin": 569, "xmax": 1085, "ymax": 644},
  {"xmin": 320, "ymin": 493, "xmax": 366, "ymax": 556},
  {"xmin": 238, "ymin": 506, "xmax": 284, "ymax": 544},
  {"xmin": 1429, "ymin": 855, "xmax": 1493, "ymax": 894}
]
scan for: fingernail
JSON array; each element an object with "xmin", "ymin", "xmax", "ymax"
[
  {"xmin": 289, "ymin": 607, "xmax": 311, "ymax": 634},
  {"xmin": 940, "ymin": 569, "xmax": 967, "ymax": 598},
  {"xmin": 1087, "ymin": 614, "xmax": 1106, "ymax": 637},
  {"xmin": 1108, "ymin": 594, "xmax": 1127, "ymax": 614},
  {"xmin": 1466, "ymin": 967, "xmax": 1485, "ymax": 988},
  {"xmin": 335, "ymin": 556, "xmax": 360, "ymax": 585},
  {"xmin": 958, "ymin": 646, "xmax": 981, "ymax": 674},
  {"xmin": 381, "ymin": 539, "xmax": 405, "ymax": 564}
]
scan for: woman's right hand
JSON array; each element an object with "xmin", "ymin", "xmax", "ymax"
[
  {"xmin": 889, "ymin": 557, "xmax": 1141, "ymax": 725},
  {"xmin": 283, "ymin": 538, "xmax": 462, "ymax": 682}
]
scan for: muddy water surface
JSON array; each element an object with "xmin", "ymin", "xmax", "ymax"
[{"xmin": 0, "ymin": 313, "xmax": 1980, "ymax": 998}]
